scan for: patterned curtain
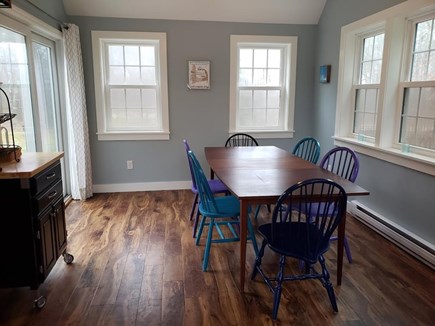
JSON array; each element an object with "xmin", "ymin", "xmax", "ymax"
[{"xmin": 62, "ymin": 24, "xmax": 93, "ymax": 200}]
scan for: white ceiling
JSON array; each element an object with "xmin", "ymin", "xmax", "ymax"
[{"xmin": 62, "ymin": 0, "xmax": 327, "ymax": 25}]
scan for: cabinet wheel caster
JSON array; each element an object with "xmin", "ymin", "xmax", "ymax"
[
  {"xmin": 63, "ymin": 253, "xmax": 74, "ymax": 264},
  {"xmin": 34, "ymin": 295, "xmax": 46, "ymax": 309}
]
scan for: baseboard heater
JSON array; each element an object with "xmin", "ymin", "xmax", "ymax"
[{"xmin": 348, "ymin": 200, "xmax": 435, "ymax": 270}]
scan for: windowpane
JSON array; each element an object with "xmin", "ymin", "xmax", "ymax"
[
  {"xmin": 140, "ymin": 46, "xmax": 155, "ymax": 65},
  {"xmin": 365, "ymin": 89, "xmax": 378, "ymax": 113},
  {"xmin": 239, "ymin": 108, "xmax": 252, "ymax": 126},
  {"xmin": 402, "ymin": 88, "xmax": 419, "ymax": 116},
  {"xmin": 141, "ymin": 89, "xmax": 156, "ymax": 109},
  {"xmin": 267, "ymin": 90, "xmax": 280, "ymax": 108},
  {"xmin": 267, "ymin": 69, "xmax": 280, "ymax": 86},
  {"xmin": 109, "ymin": 66, "xmax": 125, "ymax": 84},
  {"xmin": 108, "ymin": 45, "xmax": 124, "ymax": 65},
  {"xmin": 268, "ymin": 49, "xmax": 281, "ymax": 68},
  {"xmin": 253, "ymin": 108, "xmax": 266, "ymax": 125},
  {"xmin": 414, "ymin": 20, "xmax": 432, "ymax": 52},
  {"xmin": 266, "ymin": 108, "xmax": 280, "ymax": 126},
  {"xmin": 125, "ymin": 66, "xmax": 141, "ymax": 84},
  {"xmin": 239, "ymin": 90, "xmax": 253, "ymax": 109},
  {"xmin": 110, "ymin": 89, "xmax": 126, "ymax": 108},
  {"xmin": 253, "ymin": 90, "xmax": 267, "ymax": 109},
  {"xmin": 239, "ymin": 68, "xmax": 253, "ymax": 86},
  {"xmin": 253, "ymin": 68, "xmax": 267, "ymax": 86},
  {"xmin": 419, "ymin": 87, "xmax": 435, "ymax": 118},
  {"xmin": 0, "ymin": 27, "xmax": 35, "ymax": 152},
  {"xmin": 125, "ymin": 45, "xmax": 139, "ymax": 65},
  {"xmin": 240, "ymin": 49, "xmax": 253, "ymax": 68},
  {"xmin": 126, "ymin": 89, "xmax": 141, "ymax": 108},
  {"xmin": 33, "ymin": 42, "xmax": 58, "ymax": 152},
  {"xmin": 411, "ymin": 19, "xmax": 435, "ymax": 81},
  {"xmin": 141, "ymin": 67, "xmax": 156, "ymax": 85},
  {"xmin": 253, "ymin": 49, "xmax": 267, "ymax": 68},
  {"xmin": 360, "ymin": 33, "xmax": 384, "ymax": 84}
]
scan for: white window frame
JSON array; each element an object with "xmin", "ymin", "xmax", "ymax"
[
  {"xmin": 334, "ymin": 0, "xmax": 435, "ymax": 176},
  {"xmin": 92, "ymin": 31, "xmax": 169, "ymax": 141},
  {"xmin": 229, "ymin": 35, "xmax": 297, "ymax": 139}
]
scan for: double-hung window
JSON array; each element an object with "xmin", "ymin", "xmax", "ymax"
[
  {"xmin": 92, "ymin": 31, "xmax": 169, "ymax": 140},
  {"xmin": 353, "ymin": 32, "xmax": 385, "ymax": 141},
  {"xmin": 399, "ymin": 16, "xmax": 435, "ymax": 151},
  {"xmin": 229, "ymin": 35, "xmax": 297, "ymax": 138},
  {"xmin": 335, "ymin": 0, "xmax": 435, "ymax": 176}
]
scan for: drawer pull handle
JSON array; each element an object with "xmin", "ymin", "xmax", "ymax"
[
  {"xmin": 48, "ymin": 191, "xmax": 58, "ymax": 199},
  {"xmin": 46, "ymin": 172, "xmax": 56, "ymax": 180}
]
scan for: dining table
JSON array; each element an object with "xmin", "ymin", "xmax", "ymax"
[{"xmin": 204, "ymin": 145, "xmax": 370, "ymax": 291}]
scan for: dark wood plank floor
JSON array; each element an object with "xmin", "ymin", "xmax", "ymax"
[{"xmin": 0, "ymin": 190, "xmax": 434, "ymax": 325}]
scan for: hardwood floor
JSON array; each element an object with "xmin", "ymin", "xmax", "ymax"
[{"xmin": 0, "ymin": 190, "xmax": 434, "ymax": 325}]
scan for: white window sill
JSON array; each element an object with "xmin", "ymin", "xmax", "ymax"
[
  {"xmin": 97, "ymin": 131, "xmax": 170, "ymax": 141},
  {"xmin": 334, "ymin": 137, "xmax": 435, "ymax": 177}
]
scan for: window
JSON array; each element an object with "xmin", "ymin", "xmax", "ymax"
[
  {"xmin": 335, "ymin": 0, "xmax": 435, "ymax": 176},
  {"xmin": 353, "ymin": 32, "xmax": 385, "ymax": 140},
  {"xmin": 229, "ymin": 35, "xmax": 297, "ymax": 138},
  {"xmin": 92, "ymin": 31, "xmax": 169, "ymax": 141},
  {"xmin": 399, "ymin": 17, "xmax": 435, "ymax": 150},
  {"xmin": 0, "ymin": 7, "xmax": 69, "ymax": 195}
]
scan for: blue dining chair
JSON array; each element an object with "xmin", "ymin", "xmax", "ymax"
[
  {"xmin": 251, "ymin": 178, "xmax": 348, "ymax": 320},
  {"xmin": 187, "ymin": 149, "xmax": 258, "ymax": 271},
  {"xmin": 318, "ymin": 146, "xmax": 359, "ymax": 263},
  {"xmin": 183, "ymin": 139, "xmax": 228, "ymax": 238},
  {"xmin": 292, "ymin": 137, "xmax": 321, "ymax": 164}
]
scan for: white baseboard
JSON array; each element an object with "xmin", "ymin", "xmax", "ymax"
[
  {"xmin": 348, "ymin": 200, "xmax": 435, "ymax": 270},
  {"xmin": 93, "ymin": 181, "xmax": 191, "ymax": 193}
]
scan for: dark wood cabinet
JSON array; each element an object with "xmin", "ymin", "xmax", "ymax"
[{"xmin": 0, "ymin": 152, "xmax": 72, "ymax": 308}]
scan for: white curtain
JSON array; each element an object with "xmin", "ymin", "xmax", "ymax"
[{"xmin": 62, "ymin": 24, "xmax": 93, "ymax": 200}]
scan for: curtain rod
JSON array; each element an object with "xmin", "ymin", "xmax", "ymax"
[{"xmin": 25, "ymin": 0, "xmax": 68, "ymax": 29}]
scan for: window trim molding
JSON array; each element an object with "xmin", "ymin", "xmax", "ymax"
[
  {"xmin": 335, "ymin": 0, "xmax": 435, "ymax": 176},
  {"xmin": 91, "ymin": 30, "xmax": 170, "ymax": 141},
  {"xmin": 229, "ymin": 34, "xmax": 297, "ymax": 139}
]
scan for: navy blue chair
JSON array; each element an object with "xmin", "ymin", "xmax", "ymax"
[
  {"xmin": 225, "ymin": 133, "xmax": 259, "ymax": 147},
  {"xmin": 187, "ymin": 149, "xmax": 258, "ymax": 271},
  {"xmin": 292, "ymin": 137, "xmax": 321, "ymax": 164},
  {"xmin": 183, "ymin": 139, "xmax": 228, "ymax": 238},
  {"xmin": 251, "ymin": 178, "xmax": 347, "ymax": 320}
]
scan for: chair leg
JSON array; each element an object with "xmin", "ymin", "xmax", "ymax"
[
  {"xmin": 247, "ymin": 217, "xmax": 258, "ymax": 255},
  {"xmin": 195, "ymin": 214, "xmax": 207, "ymax": 245},
  {"xmin": 202, "ymin": 217, "xmax": 215, "ymax": 271},
  {"xmin": 192, "ymin": 208, "xmax": 201, "ymax": 238},
  {"xmin": 254, "ymin": 205, "xmax": 261, "ymax": 220},
  {"xmin": 251, "ymin": 240, "xmax": 267, "ymax": 280},
  {"xmin": 319, "ymin": 255, "xmax": 338, "ymax": 312},
  {"xmin": 189, "ymin": 194, "xmax": 198, "ymax": 221},
  {"xmin": 344, "ymin": 236, "xmax": 353, "ymax": 263},
  {"xmin": 272, "ymin": 255, "xmax": 286, "ymax": 320}
]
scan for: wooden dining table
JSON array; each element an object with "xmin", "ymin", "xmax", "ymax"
[{"xmin": 204, "ymin": 145, "xmax": 370, "ymax": 291}]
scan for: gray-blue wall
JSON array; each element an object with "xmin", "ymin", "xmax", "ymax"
[
  {"xmin": 68, "ymin": 17, "xmax": 317, "ymax": 184},
  {"xmin": 314, "ymin": 0, "xmax": 435, "ymax": 245}
]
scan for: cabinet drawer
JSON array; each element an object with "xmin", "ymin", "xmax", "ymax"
[
  {"xmin": 31, "ymin": 162, "xmax": 62, "ymax": 196},
  {"xmin": 33, "ymin": 180, "xmax": 63, "ymax": 215}
]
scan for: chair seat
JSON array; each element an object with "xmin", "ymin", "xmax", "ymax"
[
  {"xmin": 257, "ymin": 222, "xmax": 330, "ymax": 264},
  {"xmin": 192, "ymin": 178, "xmax": 227, "ymax": 194},
  {"xmin": 199, "ymin": 195, "xmax": 250, "ymax": 217}
]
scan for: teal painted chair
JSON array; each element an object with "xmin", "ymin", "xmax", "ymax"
[
  {"xmin": 292, "ymin": 137, "xmax": 321, "ymax": 164},
  {"xmin": 187, "ymin": 149, "xmax": 259, "ymax": 271}
]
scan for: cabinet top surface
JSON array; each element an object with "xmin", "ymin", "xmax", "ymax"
[{"xmin": 0, "ymin": 152, "xmax": 64, "ymax": 179}]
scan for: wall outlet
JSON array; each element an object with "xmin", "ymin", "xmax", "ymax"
[{"xmin": 127, "ymin": 160, "xmax": 133, "ymax": 170}]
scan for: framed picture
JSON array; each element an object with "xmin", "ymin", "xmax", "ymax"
[
  {"xmin": 188, "ymin": 61, "xmax": 210, "ymax": 89},
  {"xmin": 320, "ymin": 65, "xmax": 331, "ymax": 83}
]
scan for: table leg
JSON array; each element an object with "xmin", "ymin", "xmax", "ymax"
[
  {"xmin": 239, "ymin": 200, "xmax": 249, "ymax": 292},
  {"xmin": 337, "ymin": 211, "xmax": 346, "ymax": 286}
]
